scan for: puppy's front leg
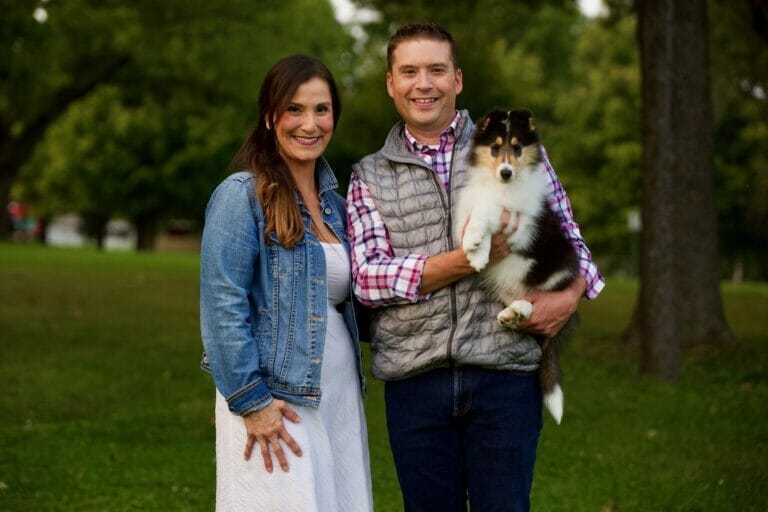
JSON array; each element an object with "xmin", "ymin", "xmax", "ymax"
[{"xmin": 462, "ymin": 204, "xmax": 501, "ymax": 271}]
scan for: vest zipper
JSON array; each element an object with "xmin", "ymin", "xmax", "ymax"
[{"xmin": 443, "ymin": 144, "xmax": 460, "ymax": 364}]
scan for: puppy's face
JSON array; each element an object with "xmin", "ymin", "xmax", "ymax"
[{"xmin": 469, "ymin": 109, "xmax": 541, "ymax": 182}]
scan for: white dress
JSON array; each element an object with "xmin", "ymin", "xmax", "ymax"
[{"xmin": 214, "ymin": 242, "xmax": 373, "ymax": 512}]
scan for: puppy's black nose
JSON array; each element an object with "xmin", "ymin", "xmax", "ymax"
[{"xmin": 500, "ymin": 168, "xmax": 513, "ymax": 181}]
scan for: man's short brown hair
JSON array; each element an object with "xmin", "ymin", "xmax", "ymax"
[{"xmin": 386, "ymin": 23, "xmax": 458, "ymax": 70}]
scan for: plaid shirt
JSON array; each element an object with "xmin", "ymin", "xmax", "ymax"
[
  {"xmin": 346, "ymin": 114, "xmax": 605, "ymax": 307},
  {"xmin": 403, "ymin": 113, "xmax": 460, "ymax": 191}
]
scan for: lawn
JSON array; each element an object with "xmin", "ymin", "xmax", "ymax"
[{"xmin": 0, "ymin": 243, "xmax": 766, "ymax": 511}]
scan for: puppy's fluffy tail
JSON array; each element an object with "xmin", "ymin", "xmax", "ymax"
[
  {"xmin": 539, "ymin": 338, "xmax": 563, "ymax": 424},
  {"xmin": 543, "ymin": 383, "xmax": 563, "ymax": 425},
  {"xmin": 539, "ymin": 314, "xmax": 578, "ymax": 425}
]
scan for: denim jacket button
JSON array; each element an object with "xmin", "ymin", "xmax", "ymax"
[{"xmin": 324, "ymin": 208, "xmax": 332, "ymax": 215}]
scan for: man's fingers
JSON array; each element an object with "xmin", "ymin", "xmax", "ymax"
[{"xmin": 500, "ymin": 209, "xmax": 511, "ymax": 229}]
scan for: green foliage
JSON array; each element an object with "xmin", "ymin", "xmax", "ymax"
[
  {"xmin": 9, "ymin": 0, "xmax": 357, "ymax": 234},
  {"xmin": 4, "ymin": 0, "xmax": 768, "ymax": 276},
  {"xmin": 547, "ymin": 15, "xmax": 641, "ymax": 275},
  {"xmin": 709, "ymin": 0, "xmax": 768, "ymax": 279},
  {"xmin": 1, "ymin": 244, "xmax": 766, "ymax": 510}
]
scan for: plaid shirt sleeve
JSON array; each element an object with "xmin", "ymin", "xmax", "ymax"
[
  {"xmin": 541, "ymin": 147, "xmax": 605, "ymax": 299},
  {"xmin": 346, "ymin": 171, "xmax": 430, "ymax": 307}
]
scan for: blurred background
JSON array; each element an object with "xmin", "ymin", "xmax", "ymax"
[
  {"xmin": 2, "ymin": 1, "xmax": 768, "ymax": 510},
  {"xmin": 2, "ymin": 0, "xmax": 766, "ymax": 280}
]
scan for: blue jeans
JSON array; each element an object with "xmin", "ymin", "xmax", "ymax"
[{"xmin": 385, "ymin": 366, "xmax": 543, "ymax": 512}]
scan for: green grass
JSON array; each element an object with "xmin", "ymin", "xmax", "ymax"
[{"xmin": 1, "ymin": 243, "xmax": 766, "ymax": 511}]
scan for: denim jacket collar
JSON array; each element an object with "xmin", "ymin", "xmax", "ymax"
[{"xmin": 294, "ymin": 157, "xmax": 339, "ymax": 206}]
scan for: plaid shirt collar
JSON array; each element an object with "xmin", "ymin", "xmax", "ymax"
[{"xmin": 403, "ymin": 111, "xmax": 461, "ymax": 158}]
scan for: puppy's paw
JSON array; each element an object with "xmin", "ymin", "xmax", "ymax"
[
  {"xmin": 463, "ymin": 230, "xmax": 490, "ymax": 271},
  {"xmin": 497, "ymin": 300, "xmax": 533, "ymax": 328},
  {"xmin": 462, "ymin": 225, "xmax": 485, "ymax": 253},
  {"xmin": 466, "ymin": 247, "xmax": 490, "ymax": 272}
]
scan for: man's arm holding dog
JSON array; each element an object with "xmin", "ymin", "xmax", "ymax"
[
  {"xmin": 347, "ymin": 171, "xmax": 513, "ymax": 303},
  {"xmin": 419, "ymin": 213, "xmax": 512, "ymax": 295},
  {"xmin": 518, "ymin": 277, "xmax": 586, "ymax": 337},
  {"xmin": 518, "ymin": 149, "xmax": 604, "ymax": 337}
]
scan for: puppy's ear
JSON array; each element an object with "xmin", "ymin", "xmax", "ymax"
[{"xmin": 477, "ymin": 113, "xmax": 492, "ymax": 133}]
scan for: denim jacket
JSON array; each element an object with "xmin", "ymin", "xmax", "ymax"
[{"xmin": 199, "ymin": 160, "xmax": 364, "ymax": 416}]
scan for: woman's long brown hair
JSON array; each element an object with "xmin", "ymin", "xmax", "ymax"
[{"xmin": 233, "ymin": 55, "xmax": 341, "ymax": 248}]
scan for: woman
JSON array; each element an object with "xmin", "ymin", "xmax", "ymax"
[{"xmin": 199, "ymin": 55, "xmax": 372, "ymax": 512}]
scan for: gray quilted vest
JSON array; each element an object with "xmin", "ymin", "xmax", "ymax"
[{"xmin": 353, "ymin": 110, "xmax": 541, "ymax": 380}]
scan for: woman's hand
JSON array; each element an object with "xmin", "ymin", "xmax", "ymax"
[{"xmin": 242, "ymin": 399, "xmax": 302, "ymax": 473}]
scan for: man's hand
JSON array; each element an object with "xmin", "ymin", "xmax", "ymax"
[
  {"xmin": 486, "ymin": 210, "xmax": 514, "ymax": 268},
  {"xmin": 517, "ymin": 277, "xmax": 586, "ymax": 337}
]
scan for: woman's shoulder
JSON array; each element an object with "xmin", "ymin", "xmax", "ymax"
[
  {"xmin": 221, "ymin": 170, "xmax": 257, "ymax": 187},
  {"xmin": 205, "ymin": 170, "xmax": 262, "ymax": 217},
  {"xmin": 209, "ymin": 171, "xmax": 258, "ymax": 200}
]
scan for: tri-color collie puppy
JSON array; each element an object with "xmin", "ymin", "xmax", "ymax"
[{"xmin": 455, "ymin": 108, "xmax": 579, "ymax": 424}]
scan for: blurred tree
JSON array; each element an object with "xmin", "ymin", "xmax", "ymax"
[
  {"xmin": 709, "ymin": 0, "xmax": 768, "ymax": 280},
  {"xmin": 8, "ymin": 0, "xmax": 356, "ymax": 248},
  {"xmin": 1, "ymin": 0, "xmax": 134, "ymax": 238},
  {"xmin": 635, "ymin": 0, "xmax": 732, "ymax": 379},
  {"xmin": 547, "ymin": 15, "xmax": 641, "ymax": 275}
]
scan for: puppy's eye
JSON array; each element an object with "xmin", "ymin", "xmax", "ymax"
[
  {"xmin": 512, "ymin": 144, "xmax": 522, "ymax": 157},
  {"xmin": 490, "ymin": 144, "xmax": 501, "ymax": 157}
]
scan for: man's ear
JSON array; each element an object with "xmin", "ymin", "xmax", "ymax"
[
  {"xmin": 386, "ymin": 72, "xmax": 395, "ymax": 99},
  {"xmin": 455, "ymin": 68, "xmax": 464, "ymax": 95}
]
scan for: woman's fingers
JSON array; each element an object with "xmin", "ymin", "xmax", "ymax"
[
  {"xmin": 271, "ymin": 436, "xmax": 289, "ymax": 472},
  {"xmin": 279, "ymin": 426, "xmax": 303, "ymax": 458},
  {"xmin": 244, "ymin": 433, "xmax": 256, "ymax": 461},
  {"xmin": 258, "ymin": 438, "xmax": 274, "ymax": 473},
  {"xmin": 242, "ymin": 400, "xmax": 304, "ymax": 472},
  {"xmin": 281, "ymin": 403, "xmax": 301, "ymax": 424}
]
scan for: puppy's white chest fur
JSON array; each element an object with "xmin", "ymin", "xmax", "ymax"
[{"xmin": 455, "ymin": 161, "xmax": 551, "ymax": 291}]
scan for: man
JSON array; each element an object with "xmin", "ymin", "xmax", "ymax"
[{"xmin": 346, "ymin": 23, "xmax": 604, "ymax": 511}]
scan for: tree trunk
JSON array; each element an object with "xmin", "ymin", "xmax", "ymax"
[
  {"xmin": 634, "ymin": 0, "xmax": 733, "ymax": 379},
  {"xmin": 134, "ymin": 214, "xmax": 158, "ymax": 251},
  {"xmin": 0, "ymin": 167, "xmax": 12, "ymax": 240},
  {"xmin": 83, "ymin": 215, "xmax": 109, "ymax": 250},
  {"xmin": 637, "ymin": 0, "xmax": 680, "ymax": 378},
  {"xmin": 672, "ymin": 0, "xmax": 734, "ymax": 347}
]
